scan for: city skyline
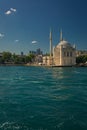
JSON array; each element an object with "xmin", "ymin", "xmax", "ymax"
[{"xmin": 0, "ymin": 0, "xmax": 87, "ymax": 54}]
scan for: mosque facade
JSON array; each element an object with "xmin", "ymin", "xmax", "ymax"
[
  {"xmin": 43, "ymin": 30, "xmax": 76, "ymax": 66},
  {"xmin": 53, "ymin": 40, "xmax": 76, "ymax": 66}
]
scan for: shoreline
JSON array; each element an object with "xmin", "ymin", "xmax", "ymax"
[{"xmin": 0, "ymin": 63, "xmax": 87, "ymax": 67}]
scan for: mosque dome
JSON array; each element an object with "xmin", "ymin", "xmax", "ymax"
[
  {"xmin": 58, "ymin": 40, "xmax": 71, "ymax": 46},
  {"xmin": 56, "ymin": 40, "xmax": 72, "ymax": 48},
  {"xmin": 56, "ymin": 30, "xmax": 72, "ymax": 48}
]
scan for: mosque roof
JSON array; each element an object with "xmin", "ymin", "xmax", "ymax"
[{"xmin": 57, "ymin": 40, "xmax": 72, "ymax": 48}]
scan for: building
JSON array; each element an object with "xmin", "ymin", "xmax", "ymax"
[
  {"xmin": 43, "ymin": 30, "xmax": 76, "ymax": 66},
  {"xmin": 76, "ymin": 50, "xmax": 87, "ymax": 57},
  {"xmin": 53, "ymin": 40, "xmax": 76, "ymax": 66},
  {"xmin": 43, "ymin": 56, "xmax": 52, "ymax": 65},
  {"xmin": 29, "ymin": 48, "xmax": 43, "ymax": 56},
  {"xmin": 36, "ymin": 48, "xmax": 43, "ymax": 55},
  {"xmin": 53, "ymin": 30, "xmax": 76, "ymax": 66},
  {"xmin": 29, "ymin": 51, "xmax": 36, "ymax": 55},
  {"xmin": 21, "ymin": 52, "xmax": 24, "ymax": 56}
]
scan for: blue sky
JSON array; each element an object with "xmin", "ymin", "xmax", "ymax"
[{"xmin": 0, "ymin": 0, "xmax": 87, "ymax": 54}]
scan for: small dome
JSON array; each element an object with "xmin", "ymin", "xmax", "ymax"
[{"xmin": 58, "ymin": 40, "xmax": 71, "ymax": 46}]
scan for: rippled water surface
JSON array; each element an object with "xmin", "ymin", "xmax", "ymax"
[{"xmin": 0, "ymin": 66, "xmax": 87, "ymax": 130}]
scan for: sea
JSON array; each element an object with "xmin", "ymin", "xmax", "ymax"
[{"xmin": 0, "ymin": 66, "xmax": 87, "ymax": 130}]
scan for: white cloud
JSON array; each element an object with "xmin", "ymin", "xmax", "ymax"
[
  {"xmin": 15, "ymin": 40, "xmax": 19, "ymax": 42},
  {"xmin": 10, "ymin": 8, "xmax": 16, "ymax": 12},
  {"xmin": 0, "ymin": 33, "xmax": 4, "ymax": 38},
  {"xmin": 5, "ymin": 10, "xmax": 12, "ymax": 15},
  {"xmin": 31, "ymin": 41, "xmax": 38, "ymax": 44},
  {"xmin": 5, "ymin": 8, "xmax": 17, "ymax": 15}
]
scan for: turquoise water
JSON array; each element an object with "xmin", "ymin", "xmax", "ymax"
[{"xmin": 0, "ymin": 66, "xmax": 87, "ymax": 130}]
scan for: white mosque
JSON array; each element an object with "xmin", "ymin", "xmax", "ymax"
[{"xmin": 43, "ymin": 30, "xmax": 76, "ymax": 66}]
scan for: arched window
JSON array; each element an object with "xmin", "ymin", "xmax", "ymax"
[
  {"xmin": 70, "ymin": 52, "xmax": 72, "ymax": 57},
  {"xmin": 67, "ymin": 52, "xmax": 69, "ymax": 57},
  {"xmin": 64, "ymin": 52, "xmax": 66, "ymax": 57}
]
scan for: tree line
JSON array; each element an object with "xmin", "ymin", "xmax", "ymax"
[
  {"xmin": 0, "ymin": 51, "xmax": 87, "ymax": 65},
  {"xmin": 0, "ymin": 52, "xmax": 35, "ymax": 64},
  {"xmin": 76, "ymin": 55, "xmax": 87, "ymax": 64}
]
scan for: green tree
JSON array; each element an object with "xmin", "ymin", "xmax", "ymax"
[
  {"xmin": 76, "ymin": 55, "xmax": 87, "ymax": 64},
  {"xmin": 2, "ymin": 52, "xmax": 12, "ymax": 62},
  {"xmin": 25, "ymin": 56, "xmax": 32, "ymax": 63},
  {"xmin": 28, "ymin": 54, "xmax": 35, "ymax": 62},
  {"xmin": 0, "ymin": 57, "xmax": 4, "ymax": 64}
]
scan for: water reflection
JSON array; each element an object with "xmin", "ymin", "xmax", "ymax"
[
  {"xmin": 51, "ymin": 67, "xmax": 73, "ymax": 80},
  {"xmin": 44, "ymin": 67, "xmax": 75, "ymax": 102}
]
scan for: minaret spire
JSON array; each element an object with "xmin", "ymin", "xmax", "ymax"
[
  {"xmin": 49, "ymin": 28, "xmax": 52, "ymax": 57},
  {"xmin": 60, "ymin": 29, "xmax": 63, "ymax": 41}
]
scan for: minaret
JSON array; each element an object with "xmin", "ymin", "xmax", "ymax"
[
  {"xmin": 49, "ymin": 29, "xmax": 52, "ymax": 57},
  {"xmin": 60, "ymin": 29, "xmax": 63, "ymax": 41},
  {"xmin": 60, "ymin": 29, "xmax": 63, "ymax": 65}
]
